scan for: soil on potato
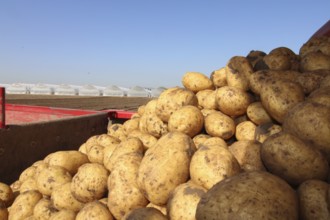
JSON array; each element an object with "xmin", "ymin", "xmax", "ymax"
[{"xmin": 6, "ymin": 94, "xmax": 153, "ymax": 111}]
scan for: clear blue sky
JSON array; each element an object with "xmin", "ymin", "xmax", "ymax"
[{"xmin": 0, "ymin": 0, "xmax": 329, "ymax": 88}]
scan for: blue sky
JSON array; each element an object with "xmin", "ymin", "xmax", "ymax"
[{"xmin": 0, "ymin": 1, "xmax": 329, "ymax": 88}]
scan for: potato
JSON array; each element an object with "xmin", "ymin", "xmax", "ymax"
[
  {"xmin": 200, "ymin": 108, "xmax": 218, "ymax": 117},
  {"xmin": 216, "ymin": 86, "xmax": 253, "ymax": 117},
  {"xmin": 298, "ymin": 180, "xmax": 330, "ymax": 220},
  {"xmin": 260, "ymin": 79, "xmax": 304, "ymax": 123},
  {"xmin": 107, "ymin": 123, "xmax": 127, "ymax": 141},
  {"xmin": 139, "ymin": 113, "xmax": 168, "ymax": 138},
  {"xmin": 36, "ymin": 165, "xmax": 72, "ymax": 196},
  {"xmin": 51, "ymin": 182, "xmax": 84, "ymax": 212},
  {"xmin": 168, "ymin": 105, "xmax": 204, "ymax": 137},
  {"xmin": 192, "ymin": 134, "xmax": 211, "ymax": 149},
  {"xmin": 247, "ymin": 102, "xmax": 273, "ymax": 125},
  {"xmin": 196, "ymin": 89, "xmax": 217, "ymax": 110},
  {"xmin": 96, "ymin": 134, "xmax": 120, "ymax": 147},
  {"xmin": 20, "ymin": 177, "xmax": 38, "ymax": 193},
  {"xmin": 103, "ymin": 143, "xmax": 120, "ymax": 171},
  {"xmin": 261, "ymin": 132, "xmax": 329, "ymax": 186},
  {"xmin": 225, "ymin": 56, "xmax": 253, "ymax": 91},
  {"xmin": 254, "ymin": 122, "xmax": 282, "ymax": 143},
  {"xmin": 0, "ymin": 202, "xmax": 8, "ymax": 220},
  {"xmin": 228, "ymin": 140, "xmax": 265, "ymax": 172},
  {"xmin": 108, "ymin": 153, "xmax": 148, "ymax": 219},
  {"xmin": 196, "ymin": 171, "xmax": 298, "ymax": 220},
  {"xmin": 71, "ymin": 163, "xmax": 109, "ymax": 203},
  {"xmin": 123, "ymin": 207, "xmax": 167, "ymax": 220},
  {"xmin": 8, "ymin": 190, "xmax": 43, "ymax": 220},
  {"xmin": 295, "ymin": 71, "xmax": 326, "ymax": 94},
  {"xmin": 106, "ymin": 137, "xmax": 144, "ymax": 172},
  {"xmin": 300, "ymin": 51, "xmax": 330, "ymax": 72},
  {"xmin": 182, "ymin": 72, "xmax": 214, "ymax": 92},
  {"xmin": 0, "ymin": 182, "xmax": 14, "ymax": 207},
  {"xmin": 146, "ymin": 203, "xmax": 167, "ymax": 216},
  {"xmin": 190, "ymin": 145, "xmax": 241, "ymax": 190},
  {"xmin": 308, "ymin": 86, "xmax": 330, "ymax": 108},
  {"xmin": 202, "ymin": 137, "xmax": 227, "ymax": 149},
  {"xmin": 85, "ymin": 144, "xmax": 105, "ymax": 164},
  {"xmin": 320, "ymin": 74, "xmax": 330, "ymax": 88},
  {"xmin": 249, "ymin": 70, "xmax": 299, "ymax": 95},
  {"xmin": 167, "ymin": 181, "xmax": 207, "ymax": 220},
  {"xmin": 44, "ymin": 150, "xmax": 89, "ymax": 175},
  {"xmin": 78, "ymin": 143, "xmax": 87, "ymax": 154},
  {"xmin": 235, "ymin": 121, "xmax": 257, "ymax": 141},
  {"xmin": 155, "ymin": 87, "xmax": 198, "ymax": 122},
  {"xmin": 262, "ymin": 49, "xmax": 293, "ymax": 71},
  {"xmin": 76, "ymin": 201, "xmax": 113, "ymax": 220},
  {"xmin": 128, "ymin": 129, "xmax": 157, "ymax": 150},
  {"xmin": 210, "ymin": 67, "xmax": 227, "ymax": 88},
  {"xmin": 246, "ymin": 50, "xmax": 266, "ymax": 69},
  {"xmin": 283, "ymin": 101, "xmax": 330, "ymax": 162},
  {"xmin": 204, "ymin": 111, "xmax": 236, "ymax": 140},
  {"xmin": 123, "ymin": 117, "xmax": 140, "ymax": 134},
  {"xmin": 33, "ymin": 198, "xmax": 58, "ymax": 219},
  {"xmin": 299, "ymin": 36, "xmax": 330, "ymax": 57},
  {"xmin": 19, "ymin": 166, "xmax": 37, "ymax": 182},
  {"xmin": 49, "ymin": 209, "xmax": 76, "ymax": 220},
  {"xmin": 137, "ymin": 132, "xmax": 196, "ymax": 205}
]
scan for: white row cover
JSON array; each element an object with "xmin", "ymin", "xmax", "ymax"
[{"xmin": 0, "ymin": 83, "xmax": 166, "ymax": 97}]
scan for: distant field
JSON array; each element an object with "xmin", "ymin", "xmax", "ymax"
[{"xmin": 6, "ymin": 94, "xmax": 153, "ymax": 111}]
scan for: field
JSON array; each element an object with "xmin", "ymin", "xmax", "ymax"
[{"xmin": 6, "ymin": 94, "xmax": 153, "ymax": 111}]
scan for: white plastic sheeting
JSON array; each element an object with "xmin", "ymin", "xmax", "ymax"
[
  {"xmin": 127, "ymin": 86, "xmax": 150, "ymax": 97},
  {"xmin": 78, "ymin": 85, "xmax": 101, "ymax": 96},
  {"xmin": 150, "ymin": 87, "xmax": 166, "ymax": 97},
  {"xmin": 54, "ymin": 84, "xmax": 77, "ymax": 96},
  {"xmin": 30, "ymin": 84, "xmax": 54, "ymax": 95},
  {"xmin": 6, "ymin": 83, "xmax": 29, "ymax": 94},
  {"xmin": 103, "ymin": 85, "xmax": 125, "ymax": 97}
]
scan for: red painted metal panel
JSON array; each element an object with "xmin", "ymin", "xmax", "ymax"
[
  {"xmin": 0, "ymin": 88, "xmax": 5, "ymax": 128},
  {"xmin": 106, "ymin": 110, "xmax": 134, "ymax": 120}
]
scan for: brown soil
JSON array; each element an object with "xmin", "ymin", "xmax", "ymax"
[{"xmin": 5, "ymin": 94, "xmax": 153, "ymax": 111}]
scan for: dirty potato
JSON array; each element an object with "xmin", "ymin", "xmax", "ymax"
[{"xmin": 182, "ymin": 72, "xmax": 214, "ymax": 93}]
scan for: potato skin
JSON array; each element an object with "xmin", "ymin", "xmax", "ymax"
[
  {"xmin": 195, "ymin": 171, "xmax": 299, "ymax": 220},
  {"xmin": 225, "ymin": 56, "xmax": 253, "ymax": 91},
  {"xmin": 155, "ymin": 87, "xmax": 198, "ymax": 123},
  {"xmin": 300, "ymin": 51, "xmax": 330, "ymax": 72},
  {"xmin": 228, "ymin": 140, "xmax": 266, "ymax": 172},
  {"xmin": 210, "ymin": 67, "xmax": 227, "ymax": 88},
  {"xmin": 260, "ymin": 79, "xmax": 304, "ymax": 123},
  {"xmin": 168, "ymin": 105, "xmax": 204, "ymax": 137},
  {"xmin": 49, "ymin": 210, "xmax": 76, "ymax": 220},
  {"xmin": 204, "ymin": 111, "xmax": 236, "ymax": 140},
  {"xmin": 128, "ymin": 130, "xmax": 158, "ymax": 151},
  {"xmin": 182, "ymin": 72, "xmax": 214, "ymax": 92},
  {"xmin": 196, "ymin": 89, "xmax": 217, "ymax": 110},
  {"xmin": 44, "ymin": 151, "xmax": 89, "ymax": 175},
  {"xmin": 247, "ymin": 102, "xmax": 272, "ymax": 125},
  {"xmin": 51, "ymin": 182, "xmax": 84, "ymax": 212},
  {"xmin": 108, "ymin": 153, "xmax": 148, "ymax": 220},
  {"xmin": 298, "ymin": 180, "xmax": 330, "ymax": 220},
  {"xmin": 261, "ymin": 132, "xmax": 329, "ymax": 186},
  {"xmin": 0, "ymin": 182, "xmax": 14, "ymax": 207},
  {"xmin": 190, "ymin": 145, "xmax": 241, "ymax": 190},
  {"xmin": 167, "ymin": 181, "xmax": 207, "ymax": 220},
  {"xmin": 76, "ymin": 201, "xmax": 113, "ymax": 220},
  {"xmin": 0, "ymin": 202, "xmax": 8, "ymax": 220},
  {"xmin": 137, "ymin": 132, "xmax": 196, "ymax": 205},
  {"xmin": 235, "ymin": 121, "xmax": 257, "ymax": 141},
  {"xmin": 36, "ymin": 165, "xmax": 72, "ymax": 196},
  {"xmin": 283, "ymin": 101, "xmax": 330, "ymax": 162},
  {"xmin": 123, "ymin": 207, "xmax": 167, "ymax": 220},
  {"xmin": 308, "ymin": 86, "xmax": 330, "ymax": 108},
  {"xmin": 8, "ymin": 190, "xmax": 43, "ymax": 220},
  {"xmin": 71, "ymin": 163, "xmax": 109, "ymax": 203},
  {"xmin": 33, "ymin": 198, "xmax": 57, "ymax": 219},
  {"xmin": 216, "ymin": 86, "xmax": 253, "ymax": 117}
]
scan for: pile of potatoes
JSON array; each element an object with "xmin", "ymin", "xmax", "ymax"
[{"xmin": 1, "ymin": 36, "xmax": 330, "ymax": 219}]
